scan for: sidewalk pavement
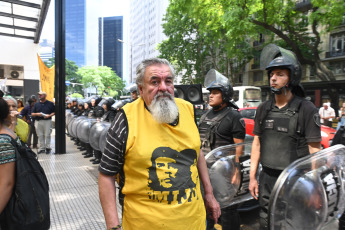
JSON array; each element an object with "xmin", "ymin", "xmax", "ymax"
[{"xmin": 37, "ymin": 129, "xmax": 122, "ymax": 230}]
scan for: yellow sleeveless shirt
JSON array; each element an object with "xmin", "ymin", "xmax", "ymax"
[{"xmin": 122, "ymin": 97, "xmax": 206, "ymax": 230}]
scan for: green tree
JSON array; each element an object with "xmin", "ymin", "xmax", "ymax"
[
  {"xmin": 77, "ymin": 66, "xmax": 125, "ymax": 98},
  {"xmin": 181, "ymin": 0, "xmax": 345, "ymax": 105},
  {"xmin": 44, "ymin": 58, "xmax": 83, "ymax": 95},
  {"xmin": 158, "ymin": 0, "xmax": 254, "ymax": 85},
  {"xmin": 69, "ymin": 93, "xmax": 83, "ymax": 98}
]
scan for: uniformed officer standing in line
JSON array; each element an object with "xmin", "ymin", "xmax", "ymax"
[
  {"xmin": 249, "ymin": 44, "xmax": 321, "ymax": 230},
  {"xmin": 199, "ymin": 70, "xmax": 246, "ymax": 230}
]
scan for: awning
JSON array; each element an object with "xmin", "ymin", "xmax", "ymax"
[{"xmin": 0, "ymin": 0, "xmax": 51, "ymax": 43}]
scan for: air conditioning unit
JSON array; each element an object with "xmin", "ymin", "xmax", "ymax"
[{"xmin": 0, "ymin": 64, "xmax": 24, "ymax": 80}]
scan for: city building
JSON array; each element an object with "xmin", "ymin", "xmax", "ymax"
[
  {"xmin": 39, "ymin": 39, "xmax": 55, "ymax": 65},
  {"xmin": 65, "ymin": 0, "xmax": 100, "ymax": 67},
  {"xmin": 128, "ymin": 0, "xmax": 170, "ymax": 83},
  {"xmin": 99, "ymin": 16, "xmax": 123, "ymax": 79},
  {"xmin": 0, "ymin": 0, "xmax": 50, "ymax": 102}
]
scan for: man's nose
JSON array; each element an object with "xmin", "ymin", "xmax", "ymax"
[{"xmin": 158, "ymin": 81, "xmax": 167, "ymax": 91}]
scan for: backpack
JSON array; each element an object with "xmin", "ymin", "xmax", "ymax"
[{"xmin": 0, "ymin": 135, "xmax": 50, "ymax": 230}]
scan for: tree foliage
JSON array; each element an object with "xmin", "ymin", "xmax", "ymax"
[
  {"xmin": 183, "ymin": 0, "xmax": 345, "ymax": 82},
  {"xmin": 77, "ymin": 66, "xmax": 125, "ymax": 98},
  {"xmin": 158, "ymin": 0, "xmax": 253, "ymax": 85}
]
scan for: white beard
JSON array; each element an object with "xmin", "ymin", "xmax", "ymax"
[{"xmin": 148, "ymin": 92, "xmax": 179, "ymax": 124}]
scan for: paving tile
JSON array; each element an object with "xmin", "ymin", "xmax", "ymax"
[{"xmin": 37, "ymin": 130, "xmax": 122, "ymax": 229}]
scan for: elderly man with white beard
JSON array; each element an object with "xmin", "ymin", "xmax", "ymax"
[{"xmin": 98, "ymin": 58, "xmax": 220, "ymax": 230}]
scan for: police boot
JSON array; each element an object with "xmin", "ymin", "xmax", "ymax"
[
  {"xmin": 92, "ymin": 150, "xmax": 102, "ymax": 164},
  {"xmin": 84, "ymin": 149, "xmax": 93, "ymax": 158}
]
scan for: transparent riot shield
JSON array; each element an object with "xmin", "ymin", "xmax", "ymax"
[
  {"xmin": 269, "ymin": 144, "xmax": 345, "ymax": 230},
  {"xmin": 89, "ymin": 121, "xmax": 109, "ymax": 151},
  {"xmin": 77, "ymin": 118, "xmax": 97, "ymax": 144},
  {"xmin": 98, "ymin": 122, "xmax": 111, "ymax": 153},
  {"xmin": 205, "ymin": 140, "xmax": 261, "ymax": 209}
]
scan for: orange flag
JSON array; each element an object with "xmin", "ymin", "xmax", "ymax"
[{"xmin": 37, "ymin": 54, "xmax": 55, "ymax": 101}]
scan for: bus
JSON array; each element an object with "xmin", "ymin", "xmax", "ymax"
[{"xmin": 233, "ymin": 86, "xmax": 262, "ymax": 108}]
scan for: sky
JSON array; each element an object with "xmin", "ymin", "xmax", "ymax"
[{"xmin": 41, "ymin": 0, "xmax": 129, "ymax": 42}]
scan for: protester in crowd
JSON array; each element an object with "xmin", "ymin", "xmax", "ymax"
[
  {"xmin": 319, "ymin": 102, "xmax": 335, "ymax": 127},
  {"xmin": 20, "ymin": 98, "xmax": 38, "ymax": 149},
  {"xmin": 98, "ymin": 58, "xmax": 220, "ymax": 230},
  {"xmin": 337, "ymin": 102, "xmax": 345, "ymax": 130},
  {"xmin": 3, "ymin": 96, "xmax": 30, "ymax": 143},
  {"xmin": 0, "ymin": 91, "xmax": 17, "ymax": 215},
  {"xmin": 249, "ymin": 44, "xmax": 321, "ymax": 230},
  {"xmin": 31, "ymin": 91, "xmax": 55, "ymax": 154},
  {"xmin": 17, "ymin": 99, "xmax": 24, "ymax": 112}
]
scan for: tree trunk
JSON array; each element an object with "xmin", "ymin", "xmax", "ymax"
[{"xmin": 315, "ymin": 60, "xmax": 336, "ymax": 81}]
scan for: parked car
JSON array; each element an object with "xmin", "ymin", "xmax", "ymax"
[{"xmin": 239, "ymin": 107, "xmax": 336, "ymax": 149}]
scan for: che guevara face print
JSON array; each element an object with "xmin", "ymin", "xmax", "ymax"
[{"xmin": 147, "ymin": 147, "xmax": 200, "ymax": 204}]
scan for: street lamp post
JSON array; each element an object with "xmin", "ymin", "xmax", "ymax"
[{"xmin": 117, "ymin": 39, "xmax": 145, "ymax": 83}]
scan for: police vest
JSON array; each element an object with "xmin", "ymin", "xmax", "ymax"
[
  {"xmin": 259, "ymin": 97, "xmax": 309, "ymax": 170},
  {"xmin": 199, "ymin": 107, "xmax": 234, "ymax": 154},
  {"xmin": 121, "ymin": 97, "xmax": 206, "ymax": 230}
]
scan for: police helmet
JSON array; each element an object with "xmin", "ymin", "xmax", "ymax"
[
  {"xmin": 205, "ymin": 69, "xmax": 233, "ymax": 104},
  {"xmin": 77, "ymin": 99, "xmax": 85, "ymax": 107},
  {"xmin": 206, "ymin": 82, "xmax": 233, "ymax": 104},
  {"xmin": 261, "ymin": 44, "xmax": 302, "ymax": 88},
  {"xmin": 104, "ymin": 98, "xmax": 115, "ymax": 110},
  {"xmin": 125, "ymin": 83, "xmax": 138, "ymax": 94}
]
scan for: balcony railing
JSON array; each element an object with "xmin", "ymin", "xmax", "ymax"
[{"xmin": 325, "ymin": 51, "xmax": 345, "ymax": 58}]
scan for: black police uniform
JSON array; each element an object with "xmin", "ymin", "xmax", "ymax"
[
  {"xmin": 199, "ymin": 106, "xmax": 246, "ymax": 230},
  {"xmin": 101, "ymin": 110, "xmax": 116, "ymax": 122},
  {"xmin": 331, "ymin": 126, "xmax": 345, "ymax": 230},
  {"xmin": 253, "ymin": 96, "xmax": 321, "ymax": 229}
]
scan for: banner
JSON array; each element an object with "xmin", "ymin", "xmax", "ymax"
[{"xmin": 37, "ymin": 54, "xmax": 55, "ymax": 101}]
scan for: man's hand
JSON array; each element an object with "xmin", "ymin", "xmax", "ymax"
[
  {"xmin": 249, "ymin": 178, "xmax": 259, "ymax": 200},
  {"xmin": 204, "ymin": 193, "xmax": 221, "ymax": 223}
]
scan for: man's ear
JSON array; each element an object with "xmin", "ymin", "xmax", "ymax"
[{"xmin": 138, "ymin": 85, "xmax": 143, "ymax": 96}]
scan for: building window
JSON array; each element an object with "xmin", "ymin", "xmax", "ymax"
[
  {"xmin": 253, "ymin": 71, "xmax": 263, "ymax": 82},
  {"xmin": 329, "ymin": 61, "xmax": 345, "ymax": 74},
  {"xmin": 330, "ymin": 32, "xmax": 345, "ymax": 56}
]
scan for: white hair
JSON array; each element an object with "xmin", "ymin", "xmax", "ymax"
[{"xmin": 3, "ymin": 96, "xmax": 18, "ymax": 108}]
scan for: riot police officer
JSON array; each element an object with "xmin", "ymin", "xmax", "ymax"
[
  {"xmin": 129, "ymin": 84, "xmax": 139, "ymax": 102},
  {"xmin": 100, "ymin": 98, "xmax": 116, "ymax": 122},
  {"xmin": 70, "ymin": 98, "xmax": 78, "ymax": 113},
  {"xmin": 75, "ymin": 100, "xmax": 85, "ymax": 116},
  {"xmin": 81, "ymin": 101, "xmax": 91, "ymax": 117},
  {"xmin": 249, "ymin": 44, "xmax": 321, "ymax": 230},
  {"xmin": 199, "ymin": 69, "xmax": 246, "ymax": 230}
]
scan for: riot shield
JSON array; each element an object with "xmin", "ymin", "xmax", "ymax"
[
  {"xmin": 269, "ymin": 145, "xmax": 345, "ymax": 230},
  {"xmin": 205, "ymin": 140, "xmax": 261, "ymax": 209},
  {"xmin": 76, "ymin": 118, "xmax": 97, "ymax": 144},
  {"xmin": 70, "ymin": 116, "xmax": 88, "ymax": 138},
  {"xmin": 89, "ymin": 121, "xmax": 109, "ymax": 151},
  {"xmin": 98, "ymin": 122, "xmax": 111, "ymax": 153}
]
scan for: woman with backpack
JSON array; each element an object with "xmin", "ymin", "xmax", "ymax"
[
  {"xmin": 0, "ymin": 89, "xmax": 50, "ymax": 229},
  {"xmin": 0, "ymin": 90, "xmax": 18, "ymax": 215}
]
